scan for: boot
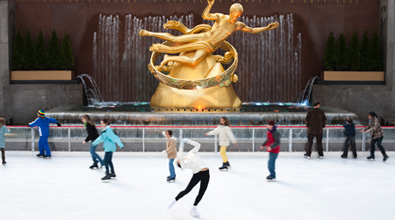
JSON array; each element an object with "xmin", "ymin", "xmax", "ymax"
[
  {"xmin": 225, "ymin": 161, "xmax": 231, "ymax": 168},
  {"xmin": 383, "ymin": 155, "xmax": 389, "ymax": 162},
  {"xmin": 367, "ymin": 155, "xmax": 375, "ymax": 161},
  {"xmin": 219, "ymin": 163, "xmax": 228, "ymax": 171},
  {"xmin": 89, "ymin": 163, "xmax": 99, "ymax": 169},
  {"xmin": 101, "ymin": 174, "xmax": 111, "ymax": 181},
  {"xmin": 110, "ymin": 173, "xmax": 116, "ymax": 179}
]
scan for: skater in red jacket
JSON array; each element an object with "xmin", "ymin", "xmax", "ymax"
[{"xmin": 260, "ymin": 120, "xmax": 280, "ymax": 182}]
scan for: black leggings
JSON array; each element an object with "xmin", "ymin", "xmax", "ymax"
[
  {"xmin": 1, "ymin": 148, "xmax": 5, "ymax": 162},
  {"xmin": 175, "ymin": 170, "xmax": 210, "ymax": 206}
]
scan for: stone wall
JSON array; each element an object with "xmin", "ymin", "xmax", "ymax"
[
  {"xmin": 4, "ymin": 84, "xmax": 82, "ymax": 124},
  {"xmin": 0, "ymin": 0, "xmax": 9, "ymax": 118}
]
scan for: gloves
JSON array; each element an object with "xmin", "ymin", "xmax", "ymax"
[{"xmin": 57, "ymin": 122, "xmax": 62, "ymax": 127}]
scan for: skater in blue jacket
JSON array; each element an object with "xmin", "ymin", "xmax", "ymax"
[
  {"xmin": 29, "ymin": 110, "xmax": 61, "ymax": 158},
  {"xmin": 92, "ymin": 119, "xmax": 124, "ymax": 181}
]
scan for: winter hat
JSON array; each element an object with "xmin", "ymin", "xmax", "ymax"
[
  {"xmin": 37, "ymin": 110, "xmax": 45, "ymax": 117},
  {"xmin": 268, "ymin": 120, "xmax": 275, "ymax": 126}
]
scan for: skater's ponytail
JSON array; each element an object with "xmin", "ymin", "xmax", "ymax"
[
  {"xmin": 368, "ymin": 112, "xmax": 378, "ymax": 118},
  {"xmin": 81, "ymin": 114, "xmax": 95, "ymax": 125},
  {"xmin": 0, "ymin": 117, "xmax": 5, "ymax": 126},
  {"xmin": 101, "ymin": 119, "xmax": 111, "ymax": 125}
]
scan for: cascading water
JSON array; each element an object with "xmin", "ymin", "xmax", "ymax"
[
  {"xmin": 76, "ymin": 74, "xmax": 104, "ymax": 105},
  {"xmin": 92, "ymin": 13, "xmax": 302, "ymax": 103}
]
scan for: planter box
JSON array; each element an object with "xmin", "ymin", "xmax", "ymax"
[
  {"xmin": 321, "ymin": 71, "xmax": 384, "ymax": 81},
  {"xmin": 11, "ymin": 70, "xmax": 74, "ymax": 81}
]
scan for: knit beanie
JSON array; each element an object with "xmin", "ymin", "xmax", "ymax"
[{"xmin": 37, "ymin": 110, "xmax": 45, "ymax": 118}]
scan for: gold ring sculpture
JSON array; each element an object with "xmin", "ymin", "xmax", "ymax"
[{"xmin": 140, "ymin": 0, "xmax": 279, "ymax": 109}]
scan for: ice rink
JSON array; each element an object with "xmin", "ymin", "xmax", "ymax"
[{"xmin": 1, "ymin": 151, "xmax": 394, "ymax": 220}]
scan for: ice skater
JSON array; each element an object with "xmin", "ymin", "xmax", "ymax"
[
  {"xmin": 0, "ymin": 117, "xmax": 10, "ymax": 165},
  {"xmin": 167, "ymin": 139, "xmax": 210, "ymax": 218},
  {"xmin": 92, "ymin": 119, "xmax": 124, "ymax": 181},
  {"xmin": 341, "ymin": 118, "xmax": 357, "ymax": 159},
  {"xmin": 81, "ymin": 114, "xmax": 103, "ymax": 169},
  {"xmin": 161, "ymin": 130, "xmax": 177, "ymax": 182},
  {"xmin": 260, "ymin": 120, "xmax": 280, "ymax": 182},
  {"xmin": 29, "ymin": 110, "xmax": 62, "ymax": 158},
  {"xmin": 304, "ymin": 101, "xmax": 327, "ymax": 159},
  {"xmin": 205, "ymin": 116, "xmax": 237, "ymax": 171},
  {"xmin": 360, "ymin": 112, "xmax": 389, "ymax": 161}
]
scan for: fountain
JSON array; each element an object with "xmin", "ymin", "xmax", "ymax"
[{"xmin": 46, "ymin": 2, "xmax": 359, "ymax": 127}]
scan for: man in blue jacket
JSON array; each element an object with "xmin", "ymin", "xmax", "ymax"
[{"xmin": 29, "ymin": 110, "xmax": 61, "ymax": 158}]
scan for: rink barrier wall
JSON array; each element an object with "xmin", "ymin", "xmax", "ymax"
[{"xmin": 4, "ymin": 126, "xmax": 395, "ymax": 153}]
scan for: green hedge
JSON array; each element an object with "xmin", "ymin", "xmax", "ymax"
[
  {"xmin": 12, "ymin": 29, "xmax": 75, "ymax": 71},
  {"xmin": 323, "ymin": 31, "xmax": 383, "ymax": 71}
]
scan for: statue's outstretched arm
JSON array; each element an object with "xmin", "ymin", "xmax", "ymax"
[
  {"xmin": 202, "ymin": 0, "xmax": 217, "ymax": 21},
  {"xmin": 241, "ymin": 22, "xmax": 279, "ymax": 34}
]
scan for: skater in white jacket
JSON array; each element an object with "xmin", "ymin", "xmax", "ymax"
[
  {"xmin": 205, "ymin": 116, "xmax": 237, "ymax": 171},
  {"xmin": 167, "ymin": 139, "xmax": 210, "ymax": 218}
]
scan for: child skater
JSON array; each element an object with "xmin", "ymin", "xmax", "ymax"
[
  {"xmin": 0, "ymin": 117, "xmax": 10, "ymax": 165},
  {"xmin": 29, "ymin": 110, "xmax": 62, "ymax": 158},
  {"xmin": 205, "ymin": 116, "xmax": 237, "ymax": 171},
  {"xmin": 81, "ymin": 114, "xmax": 103, "ymax": 169},
  {"xmin": 92, "ymin": 119, "xmax": 124, "ymax": 181},
  {"xmin": 161, "ymin": 130, "xmax": 177, "ymax": 182},
  {"xmin": 167, "ymin": 139, "xmax": 210, "ymax": 218},
  {"xmin": 341, "ymin": 118, "xmax": 357, "ymax": 159},
  {"xmin": 260, "ymin": 120, "xmax": 280, "ymax": 182}
]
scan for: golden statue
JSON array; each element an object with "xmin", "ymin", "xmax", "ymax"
[{"xmin": 140, "ymin": 0, "xmax": 279, "ymax": 109}]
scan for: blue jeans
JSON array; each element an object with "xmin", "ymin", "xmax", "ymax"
[
  {"xmin": 104, "ymin": 152, "xmax": 114, "ymax": 175},
  {"xmin": 39, "ymin": 136, "xmax": 51, "ymax": 156},
  {"xmin": 169, "ymin": 159, "xmax": 176, "ymax": 178},
  {"xmin": 268, "ymin": 153, "xmax": 278, "ymax": 178},
  {"xmin": 90, "ymin": 143, "xmax": 103, "ymax": 165}
]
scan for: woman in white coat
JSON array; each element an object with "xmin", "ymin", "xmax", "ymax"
[
  {"xmin": 205, "ymin": 117, "xmax": 237, "ymax": 171},
  {"xmin": 167, "ymin": 139, "xmax": 210, "ymax": 218}
]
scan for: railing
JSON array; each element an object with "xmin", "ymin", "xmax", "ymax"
[{"xmin": 5, "ymin": 126, "xmax": 395, "ymax": 152}]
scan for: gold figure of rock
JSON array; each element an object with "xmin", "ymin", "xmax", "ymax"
[{"xmin": 140, "ymin": 0, "xmax": 279, "ymax": 109}]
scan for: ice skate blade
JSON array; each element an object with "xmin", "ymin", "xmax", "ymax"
[
  {"xmin": 167, "ymin": 180, "xmax": 175, "ymax": 183},
  {"xmin": 266, "ymin": 179, "xmax": 276, "ymax": 182},
  {"xmin": 102, "ymin": 180, "xmax": 111, "ymax": 183}
]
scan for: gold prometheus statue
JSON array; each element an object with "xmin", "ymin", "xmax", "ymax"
[{"xmin": 140, "ymin": 0, "xmax": 279, "ymax": 109}]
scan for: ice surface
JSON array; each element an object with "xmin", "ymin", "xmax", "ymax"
[{"xmin": 1, "ymin": 152, "xmax": 394, "ymax": 220}]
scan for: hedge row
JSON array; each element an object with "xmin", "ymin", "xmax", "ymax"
[{"xmin": 13, "ymin": 30, "xmax": 75, "ymax": 70}]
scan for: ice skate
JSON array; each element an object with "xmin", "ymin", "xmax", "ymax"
[
  {"xmin": 225, "ymin": 161, "xmax": 231, "ymax": 168},
  {"xmin": 167, "ymin": 199, "xmax": 177, "ymax": 209},
  {"xmin": 341, "ymin": 155, "xmax": 347, "ymax": 159},
  {"xmin": 110, "ymin": 173, "xmax": 116, "ymax": 179},
  {"xmin": 266, "ymin": 175, "xmax": 276, "ymax": 182},
  {"xmin": 36, "ymin": 154, "xmax": 44, "ymax": 158},
  {"xmin": 319, "ymin": 156, "xmax": 324, "ymax": 159},
  {"xmin": 101, "ymin": 174, "xmax": 111, "ymax": 182},
  {"xmin": 219, "ymin": 163, "xmax": 228, "ymax": 171},
  {"xmin": 167, "ymin": 177, "xmax": 176, "ymax": 183},
  {"xmin": 383, "ymin": 156, "xmax": 389, "ymax": 162},
  {"xmin": 2, "ymin": 161, "xmax": 6, "ymax": 165},
  {"xmin": 43, "ymin": 155, "xmax": 51, "ymax": 159},
  {"xmin": 305, "ymin": 156, "xmax": 311, "ymax": 160},
  {"xmin": 190, "ymin": 206, "xmax": 200, "ymax": 218},
  {"xmin": 367, "ymin": 156, "xmax": 375, "ymax": 161},
  {"xmin": 89, "ymin": 163, "xmax": 99, "ymax": 169}
]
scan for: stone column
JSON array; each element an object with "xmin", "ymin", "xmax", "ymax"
[
  {"xmin": 381, "ymin": 0, "xmax": 395, "ymax": 117},
  {"xmin": 0, "ymin": 0, "xmax": 9, "ymax": 117}
]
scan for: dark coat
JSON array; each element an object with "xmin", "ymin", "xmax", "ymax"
[
  {"xmin": 305, "ymin": 108, "xmax": 327, "ymax": 134},
  {"xmin": 343, "ymin": 122, "xmax": 356, "ymax": 136},
  {"xmin": 85, "ymin": 123, "xmax": 99, "ymax": 142}
]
